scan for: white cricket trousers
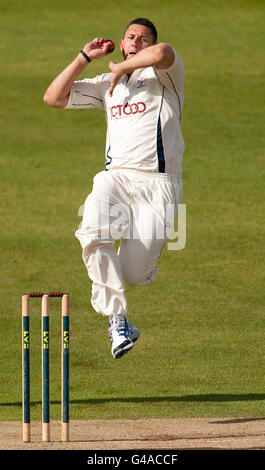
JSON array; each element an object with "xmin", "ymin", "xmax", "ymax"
[{"xmin": 75, "ymin": 169, "xmax": 183, "ymax": 317}]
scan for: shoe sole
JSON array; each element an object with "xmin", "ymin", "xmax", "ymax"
[{"xmin": 112, "ymin": 339, "xmax": 134, "ymax": 359}]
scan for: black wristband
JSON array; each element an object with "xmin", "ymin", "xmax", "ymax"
[{"xmin": 80, "ymin": 50, "xmax": 91, "ymax": 63}]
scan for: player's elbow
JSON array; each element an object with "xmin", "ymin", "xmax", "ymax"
[
  {"xmin": 43, "ymin": 91, "xmax": 57, "ymax": 107},
  {"xmin": 43, "ymin": 91, "xmax": 67, "ymax": 108},
  {"xmin": 155, "ymin": 43, "xmax": 175, "ymax": 69}
]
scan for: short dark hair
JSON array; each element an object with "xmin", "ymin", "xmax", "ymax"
[{"xmin": 124, "ymin": 18, "xmax": 158, "ymax": 43}]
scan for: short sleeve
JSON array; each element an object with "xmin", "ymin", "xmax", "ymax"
[{"xmin": 65, "ymin": 76, "xmax": 105, "ymax": 110}]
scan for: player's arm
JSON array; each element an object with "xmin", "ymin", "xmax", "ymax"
[
  {"xmin": 108, "ymin": 42, "xmax": 174, "ymax": 96},
  {"xmin": 43, "ymin": 38, "xmax": 114, "ymax": 108}
]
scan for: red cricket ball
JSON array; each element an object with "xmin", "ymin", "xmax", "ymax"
[{"xmin": 100, "ymin": 39, "xmax": 115, "ymax": 53}]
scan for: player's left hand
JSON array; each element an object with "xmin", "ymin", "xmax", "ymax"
[{"xmin": 108, "ymin": 61, "xmax": 123, "ymax": 96}]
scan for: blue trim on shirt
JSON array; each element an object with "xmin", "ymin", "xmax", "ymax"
[
  {"xmin": 166, "ymin": 72, "xmax": 182, "ymax": 122},
  {"xmin": 157, "ymin": 87, "xmax": 165, "ymax": 173},
  {"xmin": 105, "ymin": 145, "xmax": 112, "ymax": 170}
]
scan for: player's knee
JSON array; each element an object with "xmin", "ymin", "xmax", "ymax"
[
  {"xmin": 93, "ymin": 171, "xmax": 117, "ymax": 198},
  {"xmin": 123, "ymin": 267, "xmax": 158, "ymax": 286}
]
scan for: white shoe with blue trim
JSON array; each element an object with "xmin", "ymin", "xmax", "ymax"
[{"xmin": 108, "ymin": 315, "xmax": 140, "ymax": 359}]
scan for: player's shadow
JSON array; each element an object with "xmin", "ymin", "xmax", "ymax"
[
  {"xmin": 2, "ymin": 393, "xmax": 265, "ymax": 408},
  {"xmin": 72, "ymin": 393, "xmax": 265, "ymax": 404}
]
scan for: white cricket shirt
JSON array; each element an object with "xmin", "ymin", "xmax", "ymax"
[{"xmin": 65, "ymin": 50, "xmax": 185, "ymax": 176}]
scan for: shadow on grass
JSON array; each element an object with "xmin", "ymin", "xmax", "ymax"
[{"xmin": 2, "ymin": 393, "xmax": 265, "ymax": 408}]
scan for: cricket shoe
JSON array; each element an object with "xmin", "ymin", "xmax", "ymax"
[
  {"xmin": 108, "ymin": 315, "xmax": 139, "ymax": 359},
  {"xmin": 126, "ymin": 319, "xmax": 140, "ymax": 344}
]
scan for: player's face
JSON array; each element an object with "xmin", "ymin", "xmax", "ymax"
[{"xmin": 120, "ymin": 24, "xmax": 155, "ymax": 60}]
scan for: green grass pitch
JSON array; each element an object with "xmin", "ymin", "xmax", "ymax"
[{"xmin": 0, "ymin": 0, "xmax": 264, "ymax": 422}]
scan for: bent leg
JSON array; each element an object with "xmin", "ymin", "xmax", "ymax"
[
  {"xmin": 119, "ymin": 236, "xmax": 166, "ymax": 286},
  {"xmin": 118, "ymin": 173, "xmax": 182, "ymax": 286},
  {"xmin": 75, "ymin": 171, "xmax": 130, "ymax": 316},
  {"xmin": 118, "ymin": 202, "xmax": 167, "ymax": 286}
]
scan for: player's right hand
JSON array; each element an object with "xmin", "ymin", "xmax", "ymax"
[{"xmin": 82, "ymin": 38, "xmax": 115, "ymax": 61}]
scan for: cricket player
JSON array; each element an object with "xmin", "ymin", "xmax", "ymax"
[{"xmin": 43, "ymin": 18, "xmax": 185, "ymax": 359}]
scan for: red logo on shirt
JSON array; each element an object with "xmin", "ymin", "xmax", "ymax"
[{"xmin": 111, "ymin": 102, "xmax": 146, "ymax": 119}]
